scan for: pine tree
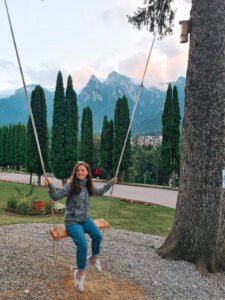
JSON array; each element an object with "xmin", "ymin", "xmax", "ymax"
[
  {"xmin": 1, "ymin": 126, "xmax": 8, "ymax": 170},
  {"xmin": 171, "ymin": 85, "xmax": 181, "ymax": 176},
  {"xmin": 79, "ymin": 107, "xmax": 87, "ymax": 161},
  {"xmin": 161, "ymin": 84, "xmax": 173, "ymax": 179},
  {"xmin": 15, "ymin": 124, "xmax": 27, "ymax": 170},
  {"xmin": 51, "ymin": 71, "xmax": 67, "ymax": 182},
  {"xmin": 64, "ymin": 75, "xmax": 79, "ymax": 178},
  {"xmin": 100, "ymin": 116, "xmax": 113, "ymax": 178},
  {"xmin": 0, "ymin": 127, "xmax": 2, "ymax": 167},
  {"xmin": 113, "ymin": 96, "xmax": 131, "ymax": 180},
  {"xmin": 11, "ymin": 125, "xmax": 16, "ymax": 169},
  {"xmin": 93, "ymin": 136, "xmax": 101, "ymax": 174},
  {"xmin": 6, "ymin": 125, "xmax": 12, "ymax": 168},
  {"xmin": 161, "ymin": 84, "xmax": 181, "ymax": 185},
  {"xmin": 26, "ymin": 86, "xmax": 48, "ymax": 184},
  {"xmin": 79, "ymin": 106, "xmax": 94, "ymax": 169}
]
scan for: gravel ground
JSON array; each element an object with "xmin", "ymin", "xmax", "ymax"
[{"xmin": 1, "ymin": 223, "xmax": 225, "ymax": 300}]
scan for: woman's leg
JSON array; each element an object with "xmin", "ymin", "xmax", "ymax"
[
  {"xmin": 83, "ymin": 218, "xmax": 102, "ymax": 257},
  {"xmin": 66, "ymin": 223, "xmax": 88, "ymax": 273}
]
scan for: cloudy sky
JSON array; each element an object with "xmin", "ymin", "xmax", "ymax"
[{"xmin": 0, "ymin": 0, "xmax": 191, "ymax": 96}]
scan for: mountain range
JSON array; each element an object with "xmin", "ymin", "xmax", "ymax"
[{"xmin": 0, "ymin": 71, "xmax": 186, "ymax": 135}]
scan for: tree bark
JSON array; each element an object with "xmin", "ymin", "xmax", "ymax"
[
  {"xmin": 157, "ymin": 0, "xmax": 225, "ymax": 273},
  {"xmin": 29, "ymin": 173, "xmax": 32, "ymax": 185}
]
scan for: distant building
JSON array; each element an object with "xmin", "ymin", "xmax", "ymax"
[{"xmin": 131, "ymin": 136, "xmax": 162, "ymax": 147}]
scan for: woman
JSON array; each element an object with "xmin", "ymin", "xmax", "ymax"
[{"xmin": 45, "ymin": 161, "xmax": 117, "ymax": 292}]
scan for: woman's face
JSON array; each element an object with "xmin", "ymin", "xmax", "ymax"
[{"xmin": 76, "ymin": 164, "xmax": 89, "ymax": 180}]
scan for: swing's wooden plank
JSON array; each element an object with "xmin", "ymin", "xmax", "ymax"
[{"xmin": 49, "ymin": 218, "xmax": 110, "ymax": 241}]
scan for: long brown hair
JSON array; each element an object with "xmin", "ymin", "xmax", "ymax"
[{"xmin": 70, "ymin": 161, "xmax": 95, "ymax": 196}]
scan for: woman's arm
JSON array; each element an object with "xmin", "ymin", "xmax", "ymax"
[
  {"xmin": 95, "ymin": 177, "xmax": 117, "ymax": 196},
  {"xmin": 45, "ymin": 178, "xmax": 70, "ymax": 201}
]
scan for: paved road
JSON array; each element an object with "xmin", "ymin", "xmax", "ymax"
[{"xmin": 0, "ymin": 172, "xmax": 177, "ymax": 209}]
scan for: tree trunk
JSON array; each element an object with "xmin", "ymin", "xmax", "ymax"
[
  {"xmin": 157, "ymin": 0, "xmax": 225, "ymax": 273},
  {"xmin": 38, "ymin": 175, "xmax": 41, "ymax": 186},
  {"xmin": 29, "ymin": 173, "xmax": 32, "ymax": 185}
]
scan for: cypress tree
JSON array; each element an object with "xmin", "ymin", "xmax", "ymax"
[
  {"xmin": 6, "ymin": 125, "xmax": 12, "ymax": 168},
  {"xmin": 26, "ymin": 86, "xmax": 48, "ymax": 184},
  {"xmin": 15, "ymin": 124, "xmax": 27, "ymax": 170},
  {"xmin": 113, "ymin": 96, "xmax": 131, "ymax": 180},
  {"xmin": 79, "ymin": 107, "xmax": 87, "ymax": 161},
  {"xmin": 1, "ymin": 126, "xmax": 8, "ymax": 170},
  {"xmin": 11, "ymin": 125, "xmax": 16, "ymax": 169},
  {"xmin": 161, "ymin": 84, "xmax": 173, "ymax": 179},
  {"xmin": 171, "ymin": 85, "xmax": 181, "ymax": 176},
  {"xmin": 100, "ymin": 116, "xmax": 113, "ymax": 178},
  {"xmin": 51, "ymin": 71, "xmax": 67, "ymax": 182},
  {"xmin": 79, "ymin": 106, "xmax": 94, "ymax": 169},
  {"xmin": 8, "ymin": 125, "xmax": 15, "ymax": 169},
  {"xmin": 0, "ymin": 127, "xmax": 2, "ymax": 167},
  {"xmin": 161, "ymin": 84, "xmax": 181, "ymax": 185},
  {"xmin": 93, "ymin": 136, "xmax": 101, "ymax": 174},
  {"xmin": 14, "ymin": 125, "xmax": 20, "ymax": 170},
  {"xmin": 64, "ymin": 75, "xmax": 79, "ymax": 178}
]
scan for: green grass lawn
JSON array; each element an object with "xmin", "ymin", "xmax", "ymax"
[{"xmin": 0, "ymin": 181, "xmax": 175, "ymax": 236}]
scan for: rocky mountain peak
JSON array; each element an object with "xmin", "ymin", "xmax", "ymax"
[
  {"xmin": 86, "ymin": 75, "xmax": 102, "ymax": 89},
  {"xmin": 104, "ymin": 71, "xmax": 131, "ymax": 86}
]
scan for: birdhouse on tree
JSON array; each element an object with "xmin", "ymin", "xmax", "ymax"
[{"xmin": 179, "ymin": 20, "xmax": 190, "ymax": 43}]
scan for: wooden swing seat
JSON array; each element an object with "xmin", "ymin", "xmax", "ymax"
[{"xmin": 50, "ymin": 218, "xmax": 110, "ymax": 241}]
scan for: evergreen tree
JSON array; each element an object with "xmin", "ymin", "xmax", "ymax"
[
  {"xmin": 161, "ymin": 84, "xmax": 181, "ymax": 185},
  {"xmin": 79, "ymin": 107, "xmax": 87, "ymax": 161},
  {"xmin": 93, "ymin": 136, "xmax": 101, "ymax": 174},
  {"xmin": 51, "ymin": 71, "xmax": 67, "ymax": 182},
  {"xmin": 100, "ymin": 116, "xmax": 113, "ymax": 178},
  {"xmin": 113, "ymin": 96, "xmax": 131, "ymax": 180},
  {"xmin": 15, "ymin": 124, "xmax": 27, "ymax": 170},
  {"xmin": 1, "ymin": 126, "xmax": 8, "ymax": 170},
  {"xmin": 161, "ymin": 84, "xmax": 173, "ymax": 179},
  {"xmin": 0, "ymin": 127, "xmax": 2, "ymax": 167},
  {"xmin": 171, "ymin": 85, "xmax": 181, "ymax": 176},
  {"xmin": 79, "ymin": 106, "xmax": 94, "ymax": 169},
  {"xmin": 6, "ymin": 125, "xmax": 12, "ymax": 168},
  {"xmin": 26, "ymin": 86, "xmax": 48, "ymax": 184},
  {"xmin": 64, "ymin": 75, "xmax": 79, "ymax": 178},
  {"xmin": 11, "ymin": 125, "xmax": 16, "ymax": 169}
]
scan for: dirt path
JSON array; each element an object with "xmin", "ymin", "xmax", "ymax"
[
  {"xmin": 60, "ymin": 268, "xmax": 146, "ymax": 300},
  {"xmin": 1, "ymin": 267, "xmax": 146, "ymax": 300}
]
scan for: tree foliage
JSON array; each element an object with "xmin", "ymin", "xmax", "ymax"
[
  {"xmin": 51, "ymin": 71, "xmax": 67, "ymax": 180},
  {"xmin": 128, "ymin": 0, "xmax": 175, "ymax": 38},
  {"xmin": 64, "ymin": 75, "xmax": 79, "ymax": 178},
  {"xmin": 100, "ymin": 116, "xmax": 113, "ymax": 178},
  {"xmin": 113, "ymin": 96, "xmax": 132, "ymax": 179},
  {"xmin": 26, "ymin": 86, "xmax": 48, "ymax": 178},
  {"xmin": 161, "ymin": 84, "xmax": 181, "ymax": 184},
  {"xmin": 79, "ymin": 106, "xmax": 94, "ymax": 169}
]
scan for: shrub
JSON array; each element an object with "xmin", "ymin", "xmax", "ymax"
[
  {"xmin": 7, "ymin": 197, "xmax": 18, "ymax": 209},
  {"xmin": 44, "ymin": 202, "xmax": 52, "ymax": 214},
  {"xmin": 17, "ymin": 201, "xmax": 29, "ymax": 215}
]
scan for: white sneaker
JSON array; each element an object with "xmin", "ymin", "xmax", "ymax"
[
  {"xmin": 88, "ymin": 256, "xmax": 102, "ymax": 272},
  {"xmin": 74, "ymin": 270, "xmax": 85, "ymax": 292}
]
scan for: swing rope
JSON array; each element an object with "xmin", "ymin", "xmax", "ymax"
[
  {"xmin": 4, "ymin": 0, "xmax": 57, "ymax": 230},
  {"xmin": 104, "ymin": 0, "xmax": 168, "ymax": 223}
]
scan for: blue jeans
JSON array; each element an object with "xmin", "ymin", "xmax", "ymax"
[{"xmin": 66, "ymin": 218, "xmax": 102, "ymax": 271}]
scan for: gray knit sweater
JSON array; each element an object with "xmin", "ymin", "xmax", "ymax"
[{"xmin": 48, "ymin": 179, "xmax": 113, "ymax": 226}]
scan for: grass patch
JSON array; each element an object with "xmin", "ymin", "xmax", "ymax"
[{"xmin": 0, "ymin": 181, "xmax": 175, "ymax": 236}]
